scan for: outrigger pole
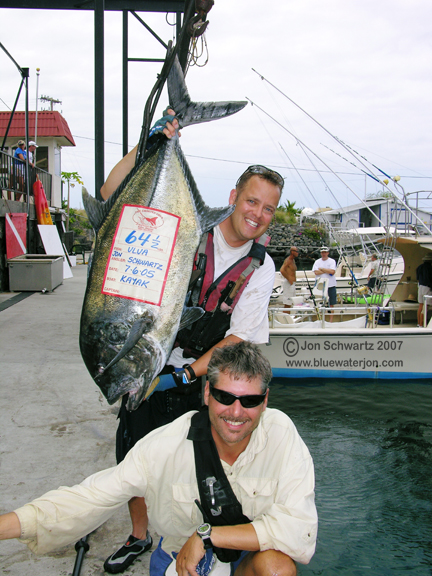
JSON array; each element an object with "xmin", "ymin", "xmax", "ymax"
[{"xmin": 251, "ymin": 68, "xmax": 431, "ymax": 235}]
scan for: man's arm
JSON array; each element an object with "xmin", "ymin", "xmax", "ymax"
[
  {"xmin": 175, "ymin": 524, "xmax": 259, "ymax": 576},
  {"xmin": 280, "ymin": 258, "xmax": 290, "ymax": 280},
  {"xmin": 0, "ymin": 512, "xmax": 21, "ymax": 540},
  {"xmin": 100, "ymin": 111, "xmax": 179, "ymax": 201},
  {"xmin": 318, "ymin": 266, "xmax": 335, "ymax": 275},
  {"xmin": 187, "ymin": 334, "xmax": 242, "ymax": 379}
]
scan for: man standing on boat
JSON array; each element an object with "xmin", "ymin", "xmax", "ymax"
[
  {"xmin": 280, "ymin": 247, "xmax": 299, "ymax": 308},
  {"xmin": 312, "ymin": 246, "xmax": 337, "ymax": 320},
  {"xmin": 367, "ymin": 253, "xmax": 379, "ymax": 290}
]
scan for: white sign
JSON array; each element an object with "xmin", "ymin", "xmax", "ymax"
[{"xmin": 102, "ymin": 205, "xmax": 181, "ymax": 305}]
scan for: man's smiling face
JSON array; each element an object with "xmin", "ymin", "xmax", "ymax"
[
  {"xmin": 225, "ymin": 175, "xmax": 280, "ymax": 247},
  {"xmin": 204, "ymin": 371, "xmax": 268, "ymax": 452}
]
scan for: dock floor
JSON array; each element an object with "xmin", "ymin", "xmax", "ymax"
[{"xmin": 0, "ymin": 265, "xmax": 153, "ymax": 575}]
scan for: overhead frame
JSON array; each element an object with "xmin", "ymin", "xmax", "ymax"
[{"xmin": 0, "ymin": 0, "xmax": 191, "ymax": 199}]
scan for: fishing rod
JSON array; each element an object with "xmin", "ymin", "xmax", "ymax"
[
  {"xmin": 278, "ymin": 143, "xmax": 359, "ymax": 288},
  {"xmin": 295, "ymin": 258, "xmax": 321, "ymax": 322},
  {"xmin": 72, "ymin": 534, "xmax": 90, "ymax": 576},
  {"xmin": 246, "ymin": 96, "xmax": 390, "ymax": 231},
  {"xmin": 251, "ymin": 68, "xmax": 431, "ymax": 235}
]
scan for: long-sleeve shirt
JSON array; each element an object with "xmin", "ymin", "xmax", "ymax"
[{"xmin": 15, "ymin": 408, "xmax": 318, "ymax": 564}]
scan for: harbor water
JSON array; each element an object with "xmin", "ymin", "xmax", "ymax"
[{"xmin": 268, "ymin": 378, "xmax": 432, "ymax": 575}]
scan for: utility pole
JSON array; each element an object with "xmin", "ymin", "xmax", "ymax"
[{"xmin": 40, "ymin": 95, "xmax": 62, "ymax": 111}]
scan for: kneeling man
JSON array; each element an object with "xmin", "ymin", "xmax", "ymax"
[{"xmin": 0, "ymin": 342, "xmax": 317, "ymax": 576}]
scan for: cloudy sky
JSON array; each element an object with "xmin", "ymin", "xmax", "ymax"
[{"xmin": 1, "ymin": 0, "xmax": 431, "ymax": 214}]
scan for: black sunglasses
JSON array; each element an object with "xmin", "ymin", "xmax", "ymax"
[
  {"xmin": 209, "ymin": 384, "xmax": 267, "ymax": 408},
  {"xmin": 236, "ymin": 164, "xmax": 284, "ymax": 189}
]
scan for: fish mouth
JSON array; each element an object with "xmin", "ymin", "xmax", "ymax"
[{"xmin": 105, "ymin": 375, "xmax": 142, "ymax": 405}]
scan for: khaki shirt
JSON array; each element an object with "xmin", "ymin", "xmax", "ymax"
[{"xmin": 16, "ymin": 408, "xmax": 318, "ymax": 564}]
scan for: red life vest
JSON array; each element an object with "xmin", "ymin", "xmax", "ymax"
[{"xmin": 176, "ymin": 229, "xmax": 270, "ymax": 357}]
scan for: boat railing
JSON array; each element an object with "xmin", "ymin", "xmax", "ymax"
[{"xmin": 269, "ymin": 304, "xmax": 395, "ymax": 329}]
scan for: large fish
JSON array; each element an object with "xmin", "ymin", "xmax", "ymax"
[{"xmin": 80, "ymin": 57, "xmax": 246, "ymax": 410}]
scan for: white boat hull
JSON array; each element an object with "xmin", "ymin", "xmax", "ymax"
[{"xmin": 261, "ymin": 327, "xmax": 432, "ymax": 379}]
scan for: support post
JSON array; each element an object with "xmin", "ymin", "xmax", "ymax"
[
  {"xmin": 122, "ymin": 10, "xmax": 128, "ymax": 158},
  {"xmin": 94, "ymin": 0, "xmax": 105, "ymax": 201}
]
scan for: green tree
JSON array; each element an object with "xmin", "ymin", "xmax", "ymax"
[
  {"xmin": 61, "ymin": 171, "xmax": 84, "ymax": 231},
  {"xmin": 273, "ymin": 200, "xmax": 303, "ymax": 224}
]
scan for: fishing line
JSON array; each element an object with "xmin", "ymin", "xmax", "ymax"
[
  {"xmin": 285, "ymin": 141, "xmax": 362, "ymax": 285},
  {"xmin": 246, "ymin": 96, "xmax": 389, "ymax": 229},
  {"xmin": 252, "ymin": 68, "xmax": 431, "ymax": 234}
]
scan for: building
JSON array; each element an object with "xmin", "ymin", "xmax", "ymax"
[
  {"xmin": 0, "ymin": 110, "xmax": 75, "ymax": 207},
  {"xmin": 315, "ymin": 196, "xmax": 432, "ymax": 235}
]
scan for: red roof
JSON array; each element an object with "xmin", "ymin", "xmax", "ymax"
[{"xmin": 0, "ymin": 111, "xmax": 75, "ymax": 146}]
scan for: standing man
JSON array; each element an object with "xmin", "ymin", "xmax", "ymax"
[
  {"xmin": 28, "ymin": 141, "xmax": 38, "ymax": 167},
  {"xmin": 312, "ymin": 246, "xmax": 337, "ymax": 320},
  {"xmin": 280, "ymin": 247, "xmax": 299, "ymax": 308},
  {"xmin": 12, "ymin": 140, "xmax": 26, "ymax": 200},
  {"xmin": 0, "ymin": 342, "xmax": 317, "ymax": 576},
  {"xmin": 100, "ymin": 113, "xmax": 284, "ymax": 573},
  {"xmin": 367, "ymin": 253, "xmax": 379, "ymax": 290},
  {"xmin": 416, "ymin": 253, "xmax": 432, "ymax": 327}
]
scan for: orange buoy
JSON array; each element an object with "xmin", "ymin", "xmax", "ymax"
[{"xmin": 33, "ymin": 178, "xmax": 53, "ymax": 225}]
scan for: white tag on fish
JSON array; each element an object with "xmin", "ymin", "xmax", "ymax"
[{"xmin": 102, "ymin": 204, "xmax": 180, "ymax": 305}]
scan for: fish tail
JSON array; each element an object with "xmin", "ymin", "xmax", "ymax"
[{"xmin": 168, "ymin": 56, "xmax": 247, "ymax": 128}]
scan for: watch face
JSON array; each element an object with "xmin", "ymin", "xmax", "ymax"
[{"xmin": 197, "ymin": 523, "xmax": 211, "ymax": 537}]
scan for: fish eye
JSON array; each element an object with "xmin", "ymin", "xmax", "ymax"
[{"xmin": 108, "ymin": 322, "xmax": 129, "ymax": 344}]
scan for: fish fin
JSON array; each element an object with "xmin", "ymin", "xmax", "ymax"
[
  {"xmin": 82, "ymin": 159, "xmax": 147, "ymax": 232},
  {"xmin": 97, "ymin": 313, "xmax": 154, "ymax": 376},
  {"xmin": 168, "ymin": 56, "xmax": 247, "ymax": 128},
  {"xmin": 82, "ymin": 187, "xmax": 110, "ymax": 232},
  {"xmin": 179, "ymin": 305, "xmax": 205, "ymax": 331}
]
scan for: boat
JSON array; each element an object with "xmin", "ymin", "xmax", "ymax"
[{"xmin": 262, "ymin": 234, "xmax": 432, "ymax": 379}]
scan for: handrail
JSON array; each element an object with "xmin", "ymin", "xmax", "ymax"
[{"xmin": 0, "ymin": 149, "xmax": 52, "ymax": 204}]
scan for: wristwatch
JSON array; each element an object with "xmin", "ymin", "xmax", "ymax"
[{"xmin": 196, "ymin": 523, "xmax": 213, "ymax": 550}]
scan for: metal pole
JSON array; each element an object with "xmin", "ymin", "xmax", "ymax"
[
  {"xmin": 35, "ymin": 67, "xmax": 40, "ymax": 164},
  {"xmin": 122, "ymin": 10, "xmax": 128, "ymax": 158},
  {"xmin": 67, "ymin": 180, "xmax": 70, "ymax": 231},
  {"xmin": 94, "ymin": 0, "xmax": 105, "ymax": 201},
  {"xmin": 22, "ymin": 67, "xmax": 31, "ymax": 250}
]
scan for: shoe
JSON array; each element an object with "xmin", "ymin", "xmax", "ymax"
[{"xmin": 104, "ymin": 532, "xmax": 153, "ymax": 573}]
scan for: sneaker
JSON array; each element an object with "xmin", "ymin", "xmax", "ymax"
[{"xmin": 104, "ymin": 532, "xmax": 153, "ymax": 573}]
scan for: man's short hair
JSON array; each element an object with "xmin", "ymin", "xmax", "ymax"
[
  {"xmin": 235, "ymin": 165, "xmax": 284, "ymax": 198},
  {"xmin": 207, "ymin": 341, "xmax": 273, "ymax": 393}
]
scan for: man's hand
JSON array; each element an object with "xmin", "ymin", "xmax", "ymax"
[
  {"xmin": 162, "ymin": 109, "xmax": 180, "ymax": 139},
  {"xmin": 175, "ymin": 532, "xmax": 206, "ymax": 576},
  {"xmin": 0, "ymin": 512, "xmax": 21, "ymax": 540}
]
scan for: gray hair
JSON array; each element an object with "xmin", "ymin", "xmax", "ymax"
[{"xmin": 207, "ymin": 341, "xmax": 273, "ymax": 393}]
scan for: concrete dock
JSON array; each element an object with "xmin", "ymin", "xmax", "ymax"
[{"xmin": 0, "ymin": 265, "xmax": 153, "ymax": 575}]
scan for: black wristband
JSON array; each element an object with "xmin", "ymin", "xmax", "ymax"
[{"xmin": 182, "ymin": 364, "xmax": 197, "ymax": 382}]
